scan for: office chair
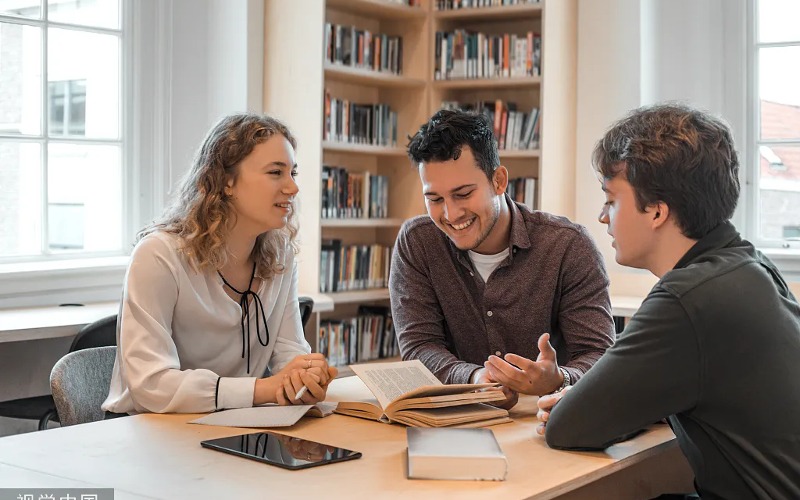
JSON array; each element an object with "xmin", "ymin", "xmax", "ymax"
[
  {"xmin": 298, "ymin": 296, "xmax": 314, "ymax": 329},
  {"xmin": 50, "ymin": 346, "xmax": 117, "ymax": 427},
  {"xmin": 0, "ymin": 314, "xmax": 117, "ymax": 430}
]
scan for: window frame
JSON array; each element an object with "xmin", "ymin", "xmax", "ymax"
[
  {"xmin": 0, "ymin": 0, "xmax": 172, "ymax": 308},
  {"xmin": 746, "ymin": 0, "xmax": 800, "ymax": 249},
  {"xmin": 742, "ymin": 0, "xmax": 800, "ymax": 281},
  {"xmin": 0, "ymin": 3, "xmax": 126, "ymax": 261}
]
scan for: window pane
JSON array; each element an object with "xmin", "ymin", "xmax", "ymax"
[
  {"xmin": 758, "ymin": 145, "xmax": 800, "ymax": 241},
  {"xmin": 48, "ymin": 28, "xmax": 119, "ymax": 139},
  {"xmin": 758, "ymin": 47, "xmax": 800, "ymax": 141},
  {"xmin": 758, "ymin": 0, "xmax": 800, "ymax": 44},
  {"xmin": 0, "ymin": 0, "xmax": 41, "ymax": 19},
  {"xmin": 0, "ymin": 141, "xmax": 42, "ymax": 257},
  {"xmin": 48, "ymin": 143, "xmax": 121, "ymax": 253},
  {"xmin": 0, "ymin": 22, "xmax": 42, "ymax": 135},
  {"xmin": 47, "ymin": 0, "xmax": 119, "ymax": 30}
]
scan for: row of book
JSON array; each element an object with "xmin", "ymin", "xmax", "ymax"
[
  {"xmin": 319, "ymin": 306, "xmax": 399, "ymax": 367},
  {"xmin": 441, "ymin": 100, "xmax": 540, "ymax": 150},
  {"xmin": 507, "ymin": 177, "xmax": 537, "ymax": 211},
  {"xmin": 324, "ymin": 23, "xmax": 403, "ymax": 75},
  {"xmin": 320, "ymin": 241, "xmax": 392, "ymax": 293},
  {"xmin": 321, "ymin": 166, "xmax": 390, "ymax": 219},
  {"xmin": 434, "ymin": 30, "xmax": 541, "ymax": 80},
  {"xmin": 436, "ymin": 0, "xmax": 540, "ymax": 9},
  {"xmin": 323, "ymin": 91, "xmax": 398, "ymax": 147}
]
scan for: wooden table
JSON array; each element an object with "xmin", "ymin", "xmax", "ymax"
[{"xmin": 0, "ymin": 396, "xmax": 693, "ymax": 499}]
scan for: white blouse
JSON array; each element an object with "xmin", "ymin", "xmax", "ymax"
[{"xmin": 102, "ymin": 231, "xmax": 311, "ymax": 414}]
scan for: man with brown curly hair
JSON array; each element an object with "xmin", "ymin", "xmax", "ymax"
[{"xmin": 539, "ymin": 104, "xmax": 800, "ymax": 499}]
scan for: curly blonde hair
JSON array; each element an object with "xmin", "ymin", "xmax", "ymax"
[{"xmin": 139, "ymin": 113, "xmax": 299, "ymax": 279}]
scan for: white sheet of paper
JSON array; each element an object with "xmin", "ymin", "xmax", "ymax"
[{"xmin": 189, "ymin": 404, "xmax": 312, "ymax": 428}]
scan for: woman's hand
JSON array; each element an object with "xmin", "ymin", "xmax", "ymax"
[
  {"xmin": 275, "ymin": 367, "xmax": 332, "ymax": 406},
  {"xmin": 253, "ymin": 354, "xmax": 337, "ymax": 406}
]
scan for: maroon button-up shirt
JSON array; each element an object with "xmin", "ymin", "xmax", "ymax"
[{"xmin": 389, "ymin": 196, "xmax": 615, "ymax": 385}]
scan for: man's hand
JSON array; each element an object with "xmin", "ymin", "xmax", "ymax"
[
  {"xmin": 536, "ymin": 385, "xmax": 573, "ymax": 435},
  {"xmin": 472, "ymin": 368, "xmax": 518, "ymax": 409},
  {"xmin": 484, "ymin": 333, "xmax": 563, "ymax": 396}
]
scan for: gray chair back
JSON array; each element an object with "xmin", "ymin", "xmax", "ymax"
[{"xmin": 50, "ymin": 346, "xmax": 116, "ymax": 427}]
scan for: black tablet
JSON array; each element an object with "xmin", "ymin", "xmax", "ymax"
[{"xmin": 201, "ymin": 431, "xmax": 362, "ymax": 470}]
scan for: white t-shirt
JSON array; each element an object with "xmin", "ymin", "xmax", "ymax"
[
  {"xmin": 102, "ymin": 231, "xmax": 310, "ymax": 414},
  {"xmin": 467, "ymin": 248, "xmax": 510, "ymax": 283}
]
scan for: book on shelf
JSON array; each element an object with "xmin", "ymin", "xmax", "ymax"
[
  {"xmin": 507, "ymin": 177, "xmax": 536, "ymax": 210},
  {"xmin": 436, "ymin": 0, "xmax": 540, "ymax": 10},
  {"xmin": 321, "ymin": 165, "xmax": 389, "ymax": 219},
  {"xmin": 324, "ymin": 23, "xmax": 403, "ymax": 75},
  {"xmin": 407, "ymin": 427, "xmax": 508, "ymax": 481},
  {"xmin": 324, "ymin": 359, "xmax": 511, "ymax": 427},
  {"xmin": 320, "ymin": 305, "xmax": 398, "ymax": 367},
  {"xmin": 323, "ymin": 91, "xmax": 398, "ymax": 147},
  {"xmin": 319, "ymin": 240, "xmax": 391, "ymax": 293},
  {"xmin": 434, "ymin": 29, "xmax": 541, "ymax": 80},
  {"xmin": 441, "ymin": 100, "xmax": 539, "ymax": 150}
]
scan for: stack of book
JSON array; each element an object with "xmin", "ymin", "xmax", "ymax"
[
  {"xmin": 321, "ymin": 166, "xmax": 389, "ymax": 219},
  {"xmin": 436, "ymin": 0, "xmax": 539, "ymax": 9},
  {"xmin": 441, "ymin": 100, "xmax": 540, "ymax": 150},
  {"xmin": 319, "ymin": 305, "xmax": 398, "ymax": 367},
  {"xmin": 325, "ymin": 23, "xmax": 403, "ymax": 75},
  {"xmin": 319, "ymin": 240, "xmax": 391, "ymax": 293},
  {"xmin": 434, "ymin": 30, "xmax": 541, "ymax": 80},
  {"xmin": 506, "ymin": 177, "xmax": 536, "ymax": 210},
  {"xmin": 323, "ymin": 92, "xmax": 398, "ymax": 147}
]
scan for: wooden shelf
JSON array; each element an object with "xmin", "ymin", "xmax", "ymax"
[
  {"xmin": 325, "ymin": 64, "xmax": 426, "ymax": 89},
  {"xmin": 323, "ymin": 141, "xmax": 407, "ymax": 156},
  {"xmin": 500, "ymin": 149, "xmax": 541, "ymax": 159},
  {"xmin": 321, "ymin": 218, "xmax": 405, "ymax": 228},
  {"xmin": 326, "ymin": 0, "xmax": 426, "ymax": 20},
  {"xmin": 432, "ymin": 76, "xmax": 541, "ymax": 90},
  {"xmin": 434, "ymin": 3, "xmax": 543, "ymax": 21},
  {"xmin": 329, "ymin": 288, "xmax": 390, "ymax": 304}
]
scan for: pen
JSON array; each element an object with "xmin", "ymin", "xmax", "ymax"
[{"xmin": 294, "ymin": 385, "xmax": 308, "ymax": 400}]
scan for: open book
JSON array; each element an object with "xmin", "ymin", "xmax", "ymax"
[{"xmin": 324, "ymin": 360, "xmax": 511, "ymax": 427}]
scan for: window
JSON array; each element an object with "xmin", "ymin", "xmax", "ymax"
[
  {"xmin": 750, "ymin": 0, "xmax": 800, "ymax": 248},
  {"xmin": 0, "ymin": 0, "xmax": 123, "ymax": 258}
]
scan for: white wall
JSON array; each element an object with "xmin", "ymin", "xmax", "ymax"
[{"xmin": 574, "ymin": 0, "xmax": 747, "ymax": 297}]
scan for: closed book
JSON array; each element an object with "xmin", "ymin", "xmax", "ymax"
[{"xmin": 407, "ymin": 427, "xmax": 507, "ymax": 481}]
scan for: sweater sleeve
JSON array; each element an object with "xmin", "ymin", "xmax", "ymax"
[
  {"xmin": 545, "ymin": 288, "xmax": 700, "ymax": 450},
  {"xmin": 389, "ymin": 223, "xmax": 482, "ymax": 385},
  {"xmin": 119, "ymin": 236, "xmax": 251, "ymax": 413},
  {"xmin": 555, "ymin": 227, "xmax": 615, "ymax": 383}
]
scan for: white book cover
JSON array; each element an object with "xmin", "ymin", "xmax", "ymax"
[{"xmin": 407, "ymin": 427, "xmax": 508, "ymax": 481}]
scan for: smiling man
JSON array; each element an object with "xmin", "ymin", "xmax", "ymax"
[
  {"xmin": 539, "ymin": 104, "xmax": 800, "ymax": 498},
  {"xmin": 389, "ymin": 109, "xmax": 615, "ymax": 409}
]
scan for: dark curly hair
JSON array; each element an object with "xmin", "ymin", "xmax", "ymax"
[
  {"xmin": 407, "ymin": 109, "xmax": 500, "ymax": 181},
  {"xmin": 593, "ymin": 103, "xmax": 740, "ymax": 239}
]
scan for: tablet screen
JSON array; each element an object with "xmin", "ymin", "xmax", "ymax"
[{"xmin": 201, "ymin": 431, "xmax": 362, "ymax": 470}]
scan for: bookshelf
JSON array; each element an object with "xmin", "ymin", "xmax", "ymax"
[{"xmin": 263, "ymin": 0, "xmax": 578, "ymax": 364}]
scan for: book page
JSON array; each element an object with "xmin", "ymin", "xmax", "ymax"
[
  {"xmin": 188, "ymin": 404, "xmax": 313, "ymax": 428},
  {"xmin": 350, "ymin": 360, "xmax": 441, "ymax": 409}
]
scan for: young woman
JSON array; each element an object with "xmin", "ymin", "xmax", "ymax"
[{"xmin": 103, "ymin": 113, "xmax": 336, "ymax": 414}]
